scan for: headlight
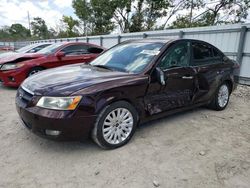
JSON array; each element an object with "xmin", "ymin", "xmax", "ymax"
[
  {"xmin": 36, "ymin": 96, "xmax": 82, "ymax": 110},
  {"xmin": 1, "ymin": 63, "xmax": 24, "ymax": 70}
]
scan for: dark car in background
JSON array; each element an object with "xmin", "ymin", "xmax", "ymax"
[
  {"xmin": 0, "ymin": 42, "xmax": 105, "ymax": 87},
  {"xmin": 16, "ymin": 39, "xmax": 239, "ymax": 149}
]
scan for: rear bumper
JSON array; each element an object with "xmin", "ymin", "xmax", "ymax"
[{"xmin": 16, "ymin": 99, "xmax": 97, "ymax": 141}]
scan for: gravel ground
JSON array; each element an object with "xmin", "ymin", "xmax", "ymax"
[{"xmin": 0, "ymin": 84, "xmax": 249, "ymax": 188}]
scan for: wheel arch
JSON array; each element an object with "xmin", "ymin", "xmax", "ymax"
[
  {"xmin": 27, "ymin": 66, "xmax": 46, "ymax": 77},
  {"xmin": 95, "ymin": 94, "xmax": 143, "ymax": 122},
  {"xmin": 223, "ymin": 79, "xmax": 233, "ymax": 94}
]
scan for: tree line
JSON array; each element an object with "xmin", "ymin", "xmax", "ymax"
[{"xmin": 0, "ymin": 0, "xmax": 249, "ymax": 41}]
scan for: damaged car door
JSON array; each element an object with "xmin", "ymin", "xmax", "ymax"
[
  {"xmin": 190, "ymin": 41, "xmax": 225, "ymax": 103},
  {"xmin": 145, "ymin": 41, "xmax": 196, "ymax": 115}
]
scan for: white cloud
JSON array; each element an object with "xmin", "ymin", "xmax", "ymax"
[
  {"xmin": 53, "ymin": 0, "xmax": 72, "ymax": 9},
  {"xmin": 0, "ymin": 0, "xmax": 73, "ymax": 29}
]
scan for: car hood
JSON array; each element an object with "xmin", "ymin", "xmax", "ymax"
[
  {"xmin": 22, "ymin": 64, "xmax": 131, "ymax": 96},
  {"xmin": 0, "ymin": 53, "xmax": 44, "ymax": 64}
]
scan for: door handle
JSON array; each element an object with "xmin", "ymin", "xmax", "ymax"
[{"xmin": 182, "ymin": 76, "xmax": 194, "ymax": 79}]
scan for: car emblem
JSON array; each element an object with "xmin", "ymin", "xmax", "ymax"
[{"xmin": 19, "ymin": 91, "xmax": 24, "ymax": 99}]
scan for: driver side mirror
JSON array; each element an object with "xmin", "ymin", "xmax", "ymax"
[
  {"xmin": 56, "ymin": 52, "xmax": 65, "ymax": 59},
  {"xmin": 155, "ymin": 67, "xmax": 166, "ymax": 85}
]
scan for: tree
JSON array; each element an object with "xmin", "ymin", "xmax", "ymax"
[
  {"xmin": 0, "ymin": 26, "xmax": 11, "ymax": 41},
  {"xmin": 199, "ymin": 0, "xmax": 250, "ymax": 25},
  {"xmin": 169, "ymin": 15, "xmax": 207, "ymax": 29},
  {"xmin": 113, "ymin": 0, "xmax": 170, "ymax": 33},
  {"xmin": 8, "ymin": 24, "xmax": 31, "ymax": 39},
  {"xmin": 72, "ymin": 0, "xmax": 116, "ymax": 35},
  {"xmin": 170, "ymin": 0, "xmax": 250, "ymax": 29},
  {"xmin": 62, "ymin": 15, "xmax": 79, "ymax": 37},
  {"xmin": 31, "ymin": 17, "xmax": 49, "ymax": 39}
]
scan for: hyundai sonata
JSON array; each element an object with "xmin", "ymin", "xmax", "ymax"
[{"xmin": 16, "ymin": 39, "xmax": 239, "ymax": 149}]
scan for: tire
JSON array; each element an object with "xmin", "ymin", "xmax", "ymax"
[
  {"xmin": 28, "ymin": 67, "xmax": 44, "ymax": 77},
  {"xmin": 92, "ymin": 101, "xmax": 138, "ymax": 149},
  {"xmin": 208, "ymin": 83, "xmax": 230, "ymax": 111}
]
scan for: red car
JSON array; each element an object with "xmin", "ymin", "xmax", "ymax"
[
  {"xmin": 0, "ymin": 42, "xmax": 105, "ymax": 87},
  {"xmin": 0, "ymin": 45, "xmax": 14, "ymax": 51}
]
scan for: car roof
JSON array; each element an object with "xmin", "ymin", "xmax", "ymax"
[
  {"xmin": 122, "ymin": 38, "xmax": 216, "ymax": 45},
  {"xmin": 123, "ymin": 38, "xmax": 173, "ymax": 44},
  {"xmin": 45, "ymin": 41, "xmax": 105, "ymax": 49}
]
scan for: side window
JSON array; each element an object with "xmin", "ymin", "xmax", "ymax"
[
  {"xmin": 87, "ymin": 47, "xmax": 104, "ymax": 54},
  {"xmin": 27, "ymin": 44, "xmax": 49, "ymax": 53},
  {"xmin": 159, "ymin": 42, "xmax": 190, "ymax": 70},
  {"xmin": 192, "ymin": 42, "xmax": 213, "ymax": 65},
  {"xmin": 61, "ymin": 45, "xmax": 89, "ymax": 56}
]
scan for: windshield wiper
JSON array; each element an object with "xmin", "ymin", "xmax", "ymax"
[{"xmin": 91, "ymin": 64, "xmax": 114, "ymax": 71}]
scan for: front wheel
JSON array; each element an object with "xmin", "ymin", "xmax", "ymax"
[
  {"xmin": 209, "ymin": 83, "xmax": 230, "ymax": 111},
  {"xmin": 28, "ymin": 67, "xmax": 44, "ymax": 77},
  {"xmin": 92, "ymin": 101, "xmax": 138, "ymax": 149}
]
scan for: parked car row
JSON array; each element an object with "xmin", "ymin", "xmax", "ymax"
[
  {"xmin": 1, "ymin": 39, "xmax": 239, "ymax": 149},
  {"xmin": 0, "ymin": 42, "xmax": 105, "ymax": 87},
  {"xmin": 0, "ymin": 45, "xmax": 14, "ymax": 52}
]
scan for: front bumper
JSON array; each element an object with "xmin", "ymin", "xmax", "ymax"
[
  {"xmin": 16, "ymin": 94, "xmax": 97, "ymax": 141},
  {"xmin": 0, "ymin": 68, "xmax": 27, "ymax": 87}
]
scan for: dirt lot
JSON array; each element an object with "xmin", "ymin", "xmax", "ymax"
[{"xmin": 0, "ymin": 84, "xmax": 249, "ymax": 188}]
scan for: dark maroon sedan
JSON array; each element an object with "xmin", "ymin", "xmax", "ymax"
[{"xmin": 16, "ymin": 39, "xmax": 239, "ymax": 149}]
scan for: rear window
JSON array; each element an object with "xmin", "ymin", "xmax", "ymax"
[{"xmin": 192, "ymin": 42, "xmax": 213, "ymax": 60}]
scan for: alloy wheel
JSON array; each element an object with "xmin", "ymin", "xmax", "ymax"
[
  {"xmin": 217, "ymin": 84, "xmax": 229, "ymax": 108},
  {"xmin": 102, "ymin": 108, "xmax": 134, "ymax": 145}
]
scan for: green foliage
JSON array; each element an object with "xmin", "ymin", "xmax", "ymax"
[
  {"xmin": 72, "ymin": 0, "xmax": 116, "ymax": 35},
  {"xmin": 169, "ymin": 15, "xmax": 207, "ymax": 29},
  {"xmin": 62, "ymin": 15, "xmax": 79, "ymax": 37},
  {"xmin": 113, "ymin": 0, "xmax": 170, "ymax": 32},
  {"xmin": 170, "ymin": 0, "xmax": 250, "ymax": 29},
  {"xmin": 9, "ymin": 24, "xmax": 31, "ymax": 39},
  {"xmin": 31, "ymin": 17, "xmax": 50, "ymax": 39},
  {"xmin": 0, "ymin": 24, "xmax": 31, "ymax": 41}
]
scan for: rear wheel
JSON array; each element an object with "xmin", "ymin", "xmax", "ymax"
[
  {"xmin": 28, "ymin": 67, "xmax": 44, "ymax": 77},
  {"xmin": 92, "ymin": 101, "xmax": 138, "ymax": 149},
  {"xmin": 209, "ymin": 83, "xmax": 230, "ymax": 111}
]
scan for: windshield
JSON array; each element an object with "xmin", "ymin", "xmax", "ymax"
[
  {"xmin": 16, "ymin": 44, "xmax": 39, "ymax": 53},
  {"xmin": 90, "ymin": 42, "xmax": 164, "ymax": 73},
  {"xmin": 38, "ymin": 43, "xmax": 63, "ymax": 54}
]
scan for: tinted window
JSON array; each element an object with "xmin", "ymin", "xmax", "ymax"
[
  {"xmin": 192, "ymin": 42, "xmax": 214, "ymax": 65},
  {"xmin": 38, "ymin": 43, "xmax": 64, "ymax": 54},
  {"xmin": 90, "ymin": 42, "xmax": 164, "ymax": 73},
  {"xmin": 61, "ymin": 45, "xmax": 89, "ymax": 56},
  {"xmin": 27, "ymin": 44, "xmax": 50, "ymax": 53},
  {"xmin": 88, "ymin": 47, "xmax": 104, "ymax": 54},
  {"xmin": 159, "ymin": 42, "xmax": 190, "ymax": 70}
]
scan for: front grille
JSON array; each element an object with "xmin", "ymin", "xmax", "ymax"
[{"xmin": 17, "ymin": 87, "xmax": 34, "ymax": 106}]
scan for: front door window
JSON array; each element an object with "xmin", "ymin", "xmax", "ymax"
[{"xmin": 159, "ymin": 42, "xmax": 190, "ymax": 70}]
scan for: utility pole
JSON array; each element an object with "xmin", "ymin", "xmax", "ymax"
[
  {"xmin": 27, "ymin": 11, "xmax": 31, "ymax": 34},
  {"xmin": 190, "ymin": 0, "xmax": 193, "ymax": 26}
]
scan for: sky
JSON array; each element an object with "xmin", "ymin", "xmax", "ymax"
[
  {"xmin": 0, "ymin": 0, "xmax": 76, "ymax": 29},
  {"xmin": 0, "ymin": 0, "xmax": 250, "ymax": 33}
]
